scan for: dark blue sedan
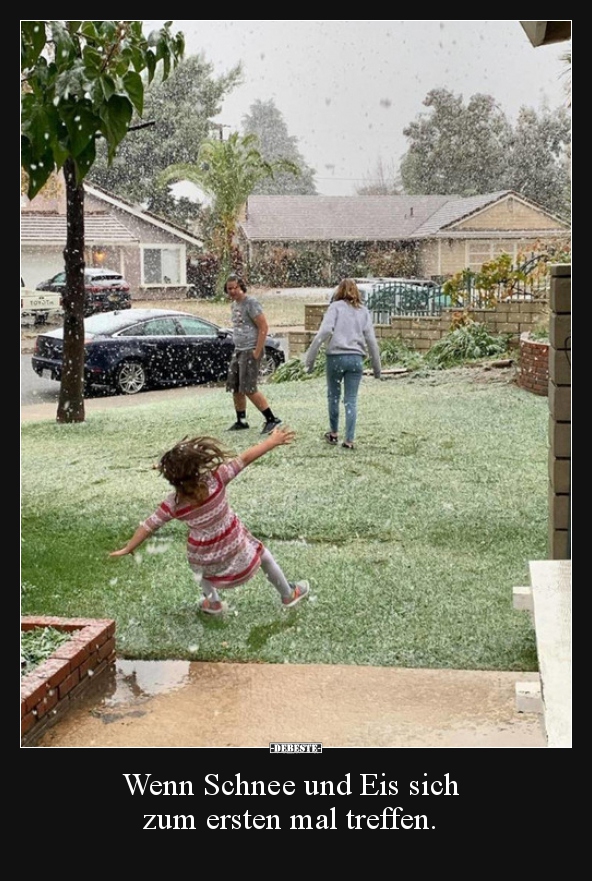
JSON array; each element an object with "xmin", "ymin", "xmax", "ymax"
[{"xmin": 31, "ymin": 308, "xmax": 285, "ymax": 395}]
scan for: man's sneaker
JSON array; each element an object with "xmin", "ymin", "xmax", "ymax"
[
  {"xmin": 261, "ymin": 417, "xmax": 282, "ymax": 435},
  {"xmin": 282, "ymin": 581, "xmax": 310, "ymax": 608},
  {"xmin": 228, "ymin": 420, "xmax": 249, "ymax": 431}
]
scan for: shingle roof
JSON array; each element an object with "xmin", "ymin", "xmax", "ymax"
[
  {"xmin": 240, "ymin": 195, "xmax": 451, "ymax": 241},
  {"xmin": 84, "ymin": 182, "xmax": 203, "ymax": 246},
  {"xmin": 21, "ymin": 180, "xmax": 204, "ymax": 248},
  {"xmin": 20, "ymin": 213, "xmax": 139, "ymax": 245},
  {"xmin": 239, "ymin": 191, "xmax": 568, "ymax": 242}
]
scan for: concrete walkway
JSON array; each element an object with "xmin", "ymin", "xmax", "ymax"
[{"xmin": 33, "ymin": 659, "xmax": 545, "ymax": 748}]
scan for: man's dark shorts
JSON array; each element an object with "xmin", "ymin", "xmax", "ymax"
[{"xmin": 226, "ymin": 349, "xmax": 261, "ymax": 395}]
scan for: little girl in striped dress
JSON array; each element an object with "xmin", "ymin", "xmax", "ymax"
[{"xmin": 109, "ymin": 426, "xmax": 309, "ymax": 616}]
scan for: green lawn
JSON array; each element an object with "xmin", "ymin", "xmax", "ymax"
[
  {"xmin": 21, "ymin": 368, "xmax": 547, "ymax": 671},
  {"xmin": 134, "ymin": 289, "xmax": 325, "ymax": 330}
]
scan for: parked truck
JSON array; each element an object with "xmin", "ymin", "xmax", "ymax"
[{"xmin": 21, "ymin": 278, "xmax": 62, "ymax": 326}]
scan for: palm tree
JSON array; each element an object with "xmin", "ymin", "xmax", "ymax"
[{"xmin": 160, "ymin": 132, "xmax": 299, "ymax": 293}]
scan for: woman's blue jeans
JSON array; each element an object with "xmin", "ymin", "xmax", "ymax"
[{"xmin": 326, "ymin": 353, "xmax": 364, "ymax": 443}]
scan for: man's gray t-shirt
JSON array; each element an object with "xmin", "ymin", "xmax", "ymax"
[{"xmin": 230, "ymin": 295, "xmax": 263, "ymax": 350}]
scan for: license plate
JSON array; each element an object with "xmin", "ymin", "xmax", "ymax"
[{"xmin": 42, "ymin": 369, "xmax": 53, "ymax": 380}]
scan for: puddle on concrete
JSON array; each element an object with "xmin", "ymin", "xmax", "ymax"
[{"xmin": 98, "ymin": 659, "xmax": 191, "ymax": 707}]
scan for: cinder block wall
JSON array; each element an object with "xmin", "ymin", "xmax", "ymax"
[
  {"xmin": 547, "ymin": 264, "xmax": 571, "ymax": 560},
  {"xmin": 294, "ymin": 301, "xmax": 548, "ymax": 355}
]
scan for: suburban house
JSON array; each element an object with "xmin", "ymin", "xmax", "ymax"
[
  {"xmin": 237, "ymin": 191, "xmax": 570, "ymax": 282},
  {"xmin": 20, "ymin": 176, "xmax": 203, "ymax": 299}
]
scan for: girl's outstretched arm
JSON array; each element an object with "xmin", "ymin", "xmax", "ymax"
[
  {"xmin": 239, "ymin": 425, "xmax": 295, "ymax": 467},
  {"xmin": 109, "ymin": 524, "xmax": 152, "ymax": 557}
]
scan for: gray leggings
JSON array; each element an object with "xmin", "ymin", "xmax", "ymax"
[{"xmin": 199, "ymin": 547, "xmax": 292, "ymax": 602}]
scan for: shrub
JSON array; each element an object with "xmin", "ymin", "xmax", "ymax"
[
  {"xmin": 529, "ymin": 325, "xmax": 550, "ymax": 343},
  {"xmin": 425, "ymin": 320, "xmax": 511, "ymax": 369},
  {"xmin": 187, "ymin": 252, "xmax": 218, "ymax": 298},
  {"xmin": 249, "ymin": 247, "xmax": 326, "ymax": 287},
  {"xmin": 373, "ymin": 336, "xmax": 424, "ymax": 370},
  {"xmin": 270, "ymin": 350, "xmax": 327, "ymax": 383},
  {"xmin": 187, "ymin": 248, "xmax": 245, "ymax": 299},
  {"xmin": 21, "ymin": 626, "xmax": 71, "ymax": 678},
  {"xmin": 366, "ymin": 245, "xmax": 419, "ymax": 279},
  {"xmin": 271, "ymin": 337, "xmax": 422, "ymax": 384}
]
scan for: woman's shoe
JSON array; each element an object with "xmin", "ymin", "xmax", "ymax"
[
  {"xmin": 341, "ymin": 441, "xmax": 354, "ymax": 449},
  {"xmin": 324, "ymin": 432, "xmax": 338, "ymax": 445}
]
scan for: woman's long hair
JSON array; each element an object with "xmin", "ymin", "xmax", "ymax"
[{"xmin": 332, "ymin": 278, "xmax": 362, "ymax": 308}]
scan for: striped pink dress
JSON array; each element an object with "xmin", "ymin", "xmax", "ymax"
[{"xmin": 141, "ymin": 457, "xmax": 263, "ymax": 589}]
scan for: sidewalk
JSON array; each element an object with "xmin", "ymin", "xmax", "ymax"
[
  {"xmin": 32, "ymin": 659, "xmax": 546, "ymax": 748},
  {"xmin": 21, "ymin": 382, "xmax": 216, "ymax": 423}
]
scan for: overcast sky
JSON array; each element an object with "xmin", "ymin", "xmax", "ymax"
[{"xmin": 145, "ymin": 19, "xmax": 571, "ymax": 196}]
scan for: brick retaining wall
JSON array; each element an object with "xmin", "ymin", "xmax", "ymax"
[
  {"xmin": 517, "ymin": 334, "xmax": 549, "ymax": 396},
  {"xmin": 21, "ymin": 616, "xmax": 116, "ymax": 746}
]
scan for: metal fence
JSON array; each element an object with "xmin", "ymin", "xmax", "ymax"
[
  {"xmin": 366, "ymin": 280, "xmax": 450, "ymax": 323},
  {"xmin": 451, "ymin": 253, "xmax": 557, "ymax": 309},
  {"xmin": 366, "ymin": 254, "xmax": 559, "ymax": 322}
]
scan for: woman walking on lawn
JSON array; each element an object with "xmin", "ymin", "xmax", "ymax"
[
  {"xmin": 109, "ymin": 427, "xmax": 309, "ymax": 616},
  {"xmin": 304, "ymin": 278, "xmax": 381, "ymax": 449}
]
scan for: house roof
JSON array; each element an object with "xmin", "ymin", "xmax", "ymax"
[
  {"xmin": 241, "ymin": 195, "xmax": 447, "ymax": 241},
  {"xmin": 239, "ymin": 191, "xmax": 569, "ymax": 242},
  {"xmin": 84, "ymin": 182, "xmax": 203, "ymax": 247},
  {"xmin": 21, "ymin": 179, "xmax": 203, "ymax": 248},
  {"xmin": 20, "ymin": 212, "xmax": 139, "ymax": 245}
]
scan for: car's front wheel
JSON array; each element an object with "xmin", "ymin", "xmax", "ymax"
[{"xmin": 114, "ymin": 360, "xmax": 148, "ymax": 395}]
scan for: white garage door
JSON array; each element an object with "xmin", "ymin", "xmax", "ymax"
[{"xmin": 21, "ymin": 247, "xmax": 64, "ymax": 289}]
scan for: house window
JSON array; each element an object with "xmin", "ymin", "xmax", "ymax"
[
  {"xmin": 467, "ymin": 241, "xmax": 525, "ymax": 273},
  {"xmin": 467, "ymin": 244, "xmax": 491, "ymax": 272},
  {"xmin": 142, "ymin": 246, "xmax": 183, "ymax": 285}
]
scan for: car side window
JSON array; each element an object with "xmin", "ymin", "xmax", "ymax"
[
  {"xmin": 175, "ymin": 316, "xmax": 218, "ymax": 337},
  {"xmin": 118, "ymin": 318, "xmax": 179, "ymax": 337}
]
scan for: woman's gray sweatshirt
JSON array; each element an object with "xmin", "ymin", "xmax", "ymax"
[{"xmin": 304, "ymin": 300, "xmax": 382, "ymax": 377}]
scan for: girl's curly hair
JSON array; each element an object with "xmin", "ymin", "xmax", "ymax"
[{"xmin": 156, "ymin": 436, "xmax": 232, "ymax": 500}]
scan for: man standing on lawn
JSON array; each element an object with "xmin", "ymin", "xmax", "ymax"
[{"xmin": 224, "ymin": 274, "xmax": 283, "ymax": 434}]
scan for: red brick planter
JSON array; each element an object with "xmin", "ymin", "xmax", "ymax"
[
  {"xmin": 517, "ymin": 333, "xmax": 549, "ymax": 396},
  {"xmin": 21, "ymin": 616, "xmax": 116, "ymax": 747}
]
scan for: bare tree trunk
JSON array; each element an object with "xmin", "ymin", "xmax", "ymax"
[
  {"xmin": 57, "ymin": 159, "xmax": 86, "ymax": 423},
  {"xmin": 218, "ymin": 223, "xmax": 237, "ymax": 298}
]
